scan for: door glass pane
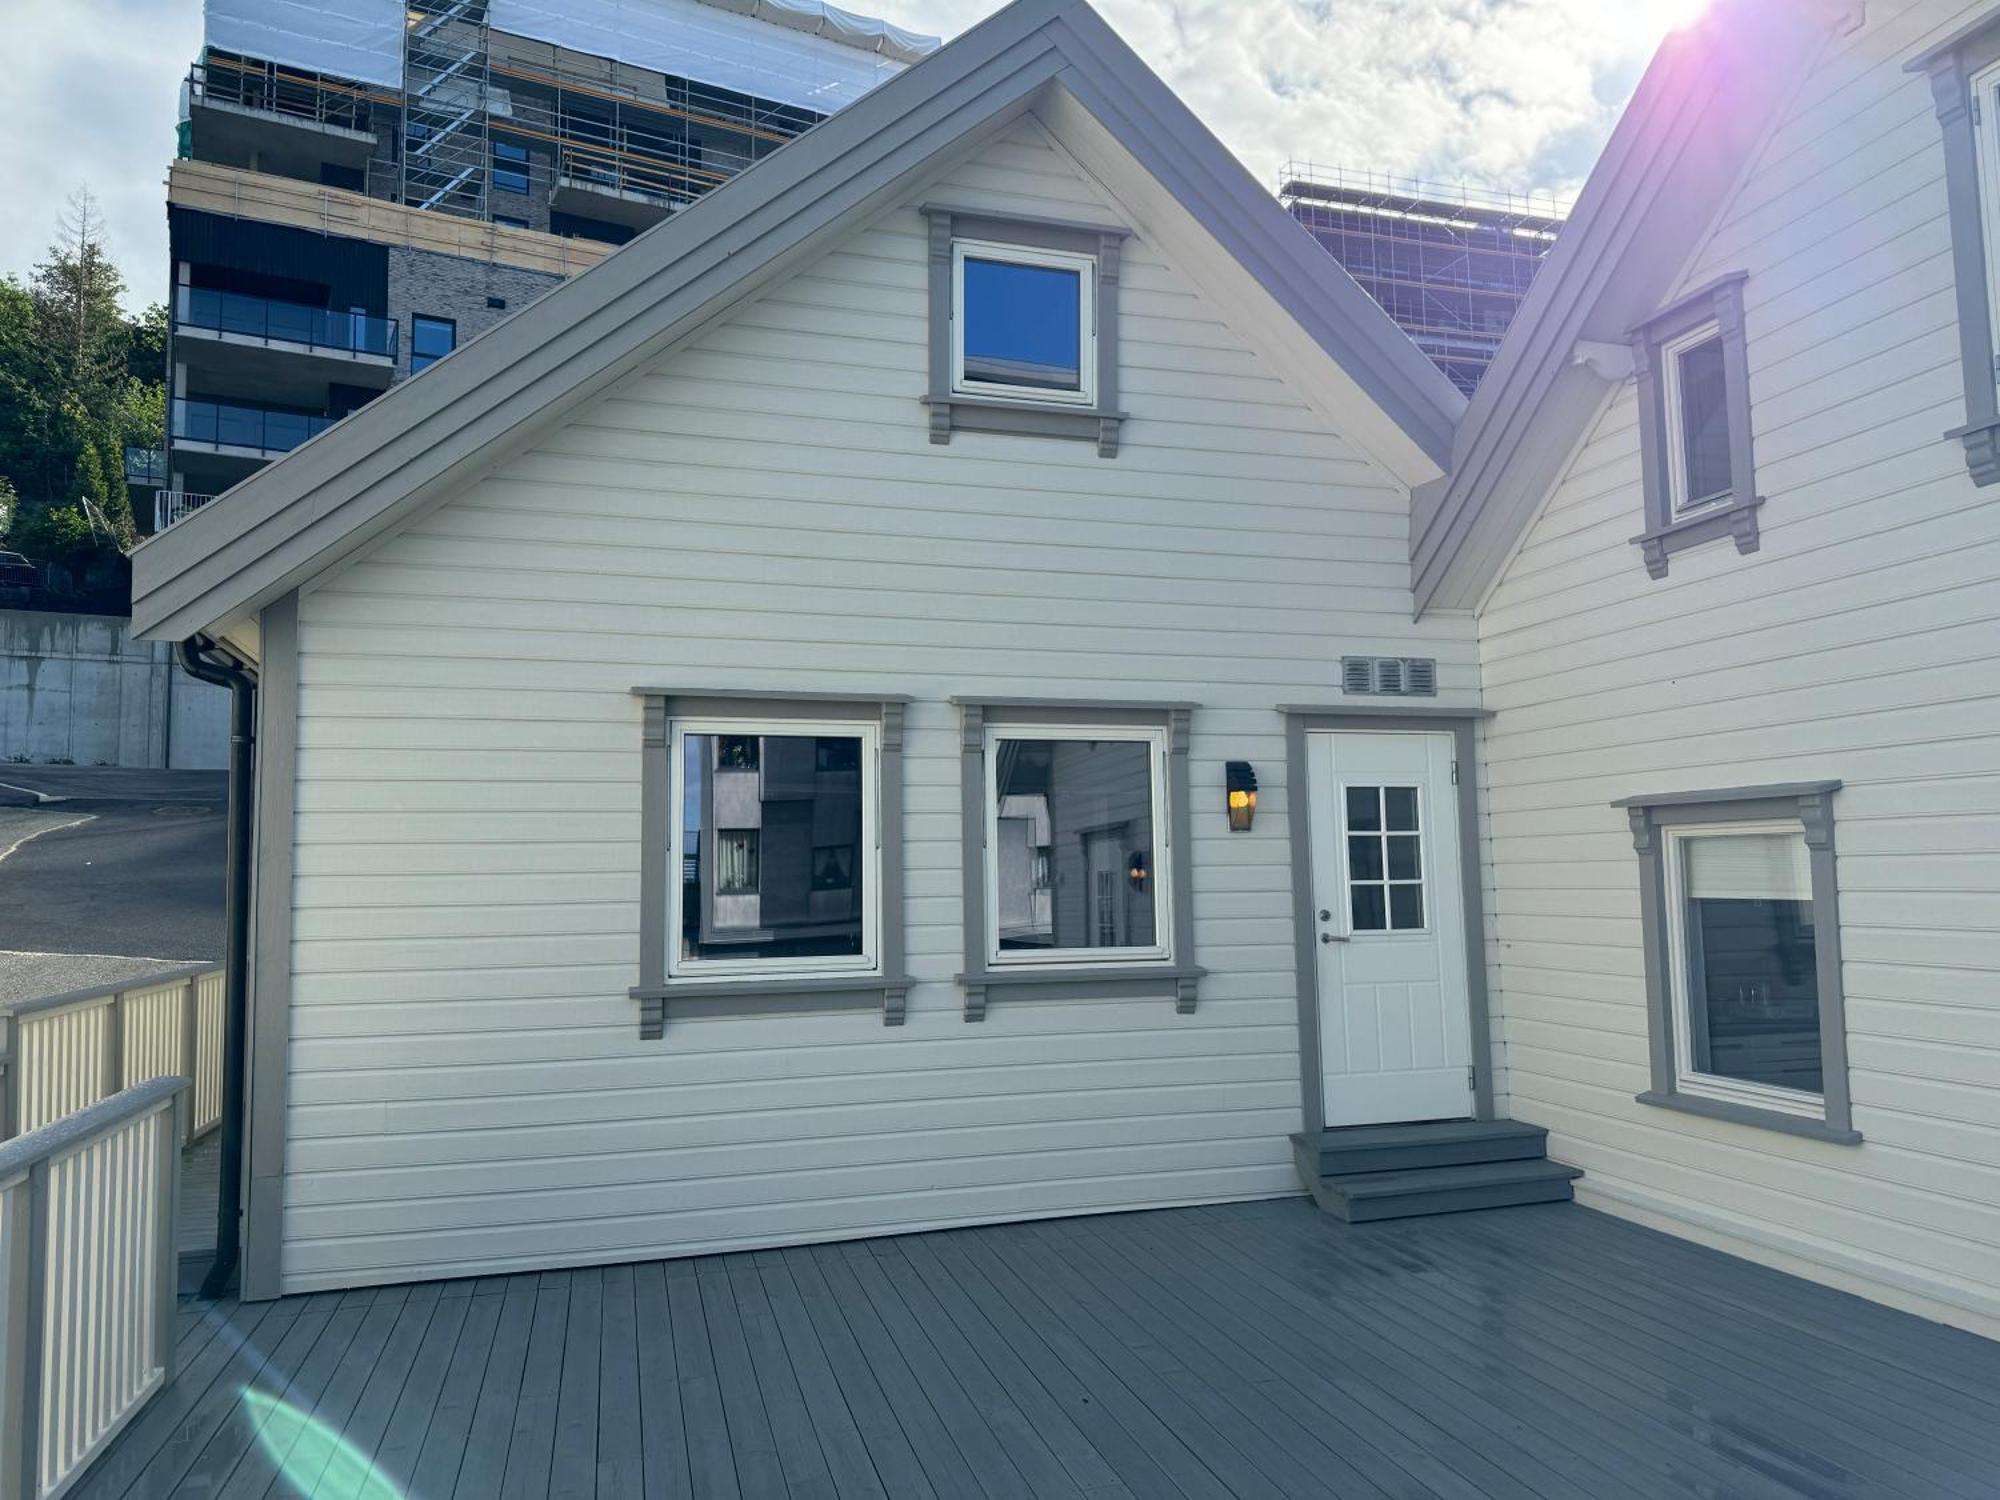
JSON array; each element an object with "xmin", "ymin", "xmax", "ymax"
[
  {"xmin": 994, "ymin": 737, "xmax": 1156, "ymax": 953},
  {"xmin": 1680, "ymin": 831, "xmax": 1822, "ymax": 1093},
  {"xmin": 1386, "ymin": 835, "xmax": 1421, "ymax": 880},
  {"xmin": 1677, "ymin": 334, "xmax": 1732, "ymax": 506},
  {"xmin": 1389, "ymin": 884, "xmax": 1425, "ymax": 930},
  {"xmin": 681, "ymin": 732, "xmax": 864, "ymax": 963},
  {"xmin": 1384, "ymin": 786, "xmax": 1418, "ymax": 831},
  {"xmin": 1346, "ymin": 785, "xmax": 1381, "ymax": 831},
  {"xmin": 1344, "ymin": 782, "xmax": 1425, "ymax": 934},
  {"xmin": 962, "ymin": 256, "xmax": 1083, "ymax": 392},
  {"xmin": 1351, "ymin": 885, "xmax": 1387, "ymax": 931}
]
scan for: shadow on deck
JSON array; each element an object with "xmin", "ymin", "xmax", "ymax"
[{"xmin": 69, "ymin": 1197, "xmax": 2000, "ymax": 1499}]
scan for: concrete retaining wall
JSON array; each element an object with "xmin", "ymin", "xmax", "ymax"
[{"xmin": 0, "ymin": 611, "xmax": 227, "ymax": 769}]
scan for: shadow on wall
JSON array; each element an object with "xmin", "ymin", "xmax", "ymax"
[{"xmin": 0, "ymin": 610, "xmax": 228, "ymax": 769}]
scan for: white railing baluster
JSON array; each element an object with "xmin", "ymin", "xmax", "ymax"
[{"xmin": 0, "ymin": 1079, "xmax": 186, "ymax": 1500}]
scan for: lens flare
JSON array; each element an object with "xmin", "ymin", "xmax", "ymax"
[{"xmin": 244, "ymin": 1388, "xmax": 408, "ymax": 1499}]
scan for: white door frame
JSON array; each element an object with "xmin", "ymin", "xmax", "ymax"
[{"xmin": 1283, "ymin": 708, "xmax": 1494, "ymax": 1136}]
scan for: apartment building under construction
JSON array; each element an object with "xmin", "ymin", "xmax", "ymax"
[
  {"xmin": 159, "ymin": 0, "xmax": 934, "ymax": 532},
  {"xmin": 1279, "ymin": 164, "xmax": 1568, "ymax": 398}
]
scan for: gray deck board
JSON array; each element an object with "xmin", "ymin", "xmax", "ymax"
[{"xmin": 66, "ymin": 1199, "xmax": 2000, "ymax": 1499}]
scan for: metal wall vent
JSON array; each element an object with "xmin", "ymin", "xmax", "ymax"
[{"xmin": 1341, "ymin": 656, "xmax": 1438, "ymax": 696}]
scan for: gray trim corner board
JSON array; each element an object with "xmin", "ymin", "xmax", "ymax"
[
  {"xmin": 921, "ymin": 204, "xmax": 1128, "ymax": 456},
  {"xmin": 1617, "ymin": 781, "xmax": 1858, "ymax": 1143},
  {"xmin": 1910, "ymin": 13, "xmax": 2000, "ymax": 487},
  {"xmin": 1628, "ymin": 271, "xmax": 1761, "ymax": 577},
  {"xmin": 954, "ymin": 699, "xmax": 1200, "ymax": 1020},
  {"xmin": 1281, "ymin": 708, "xmax": 1494, "ymax": 1136},
  {"xmin": 242, "ymin": 592, "xmax": 298, "ymax": 1304},
  {"xmin": 633, "ymin": 690, "xmax": 909, "ymax": 1036}
]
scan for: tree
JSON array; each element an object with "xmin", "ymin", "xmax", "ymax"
[{"xmin": 0, "ymin": 190, "xmax": 163, "ymax": 589}]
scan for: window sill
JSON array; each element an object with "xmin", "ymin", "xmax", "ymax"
[
  {"xmin": 923, "ymin": 395, "xmax": 1126, "ymax": 457},
  {"xmin": 1637, "ymin": 1089, "xmax": 1860, "ymax": 1145},
  {"xmin": 1946, "ymin": 415, "xmax": 2000, "ymax": 487},
  {"xmin": 1630, "ymin": 495, "xmax": 1763, "ymax": 579},
  {"xmin": 630, "ymin": 973, "xmax": 910, "ymax": 1037},
  {"xmin": 955, "ymin": 963, "xmax": 1204, "ymax": 1022}
]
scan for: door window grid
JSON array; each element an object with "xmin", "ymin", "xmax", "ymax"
[{"xmin": 1344, "ymin": 783, "xmax": 1426, "ymax": 932}]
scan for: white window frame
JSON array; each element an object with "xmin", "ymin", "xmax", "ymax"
[
  {"xmin": 982, "ymin": 722, "xmax": 1172, "ymax": 969},
  {"xmin": 950, "ymin": 238, "xmax": 1098, "ymax": 408},
  {"xmin": 1661, "ymin": 820, "xmax": 1826, "ymax": 1122},
  {"xmin": 1659, "ymin": 320, "xmax": 1731, "ymax": 513},
  {"xmin": 1971, "ymin": 57, "xmax": 2000, "ymax": 397},
  {"xmin": 1335, "ymin": 779, "xmax": 1432, "ymax": 937},
  {"xmin": 666, "ymin": 715, "xmax": 881, "ymax": 982}
]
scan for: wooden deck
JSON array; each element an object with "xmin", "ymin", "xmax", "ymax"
[{"xmin": 71, "ymin": 1197, "xmax": 2000, "ymax": 1499}]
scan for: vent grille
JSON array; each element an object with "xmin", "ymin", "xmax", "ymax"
[{"xmin": 1341, "ymin": 656, "xmax": 1438, "ymax": 697}]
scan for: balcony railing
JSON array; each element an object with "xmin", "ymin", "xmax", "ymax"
[
  {"xmin": 178, "ymin": 286, "xmax": 397, "ymax": 359},
  {"xmin": 0, "ymin": 964, "xmax": 225, "ymax": 1146},
  {"xmin": 0, "ymin": 1078, "xmax": 187, "ymax": 1500},
  {"xmin": 171, "ymin": 398, "xmax": 335, "ymax": 456},
  {"xmin": 153, "ymin": 490, "xmax": 216, "ymax": 532},
  {"xmin": 123, "ymin": 446, "xmax": 167, "ymax": 487},
  {"xmin": 187, "ymin": 56, "xmax": 377, "ymax": 135}
]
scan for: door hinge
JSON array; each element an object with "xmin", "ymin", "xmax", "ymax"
[
  {"xmin": 1467, "ymin": 1065, "xmax": 1477, "ymax": 1091},
  {"xmin": 1976, "ymin": 91, "xmax": 1984, "ymax": 128},
  {"xmin": 1450, "ymin": 760, "xmax": 1460, "ymax": 786}
]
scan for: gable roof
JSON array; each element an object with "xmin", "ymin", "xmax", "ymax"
[
  {"xmin": 132, "ymin": 0, "xmax": 1463, "ymax": 642},
  {"xmin": 1407, "ymin": 0, "xmax": 1843, "ymax": 616}
]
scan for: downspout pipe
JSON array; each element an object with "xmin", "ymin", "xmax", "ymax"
[{"xmin": 176, "ymin": 636, "xmax": 255, "ymax": 1299}]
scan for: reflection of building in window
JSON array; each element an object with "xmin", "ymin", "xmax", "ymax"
[
  {"xmin": 992, "ymin": 737, "xmax": 1157, "ymax": 954},
  {"xmin": 683, "ymin": 731, "xmax": 864, "ymax": 962},
  {"xmin": 716, "ymin": 830, "xmax": 759, "ymax": 894}
]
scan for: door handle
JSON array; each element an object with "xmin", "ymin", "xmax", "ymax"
[{"xmin": 1320, "ymin": 932, "xmax": 1349, "ymax": 944}]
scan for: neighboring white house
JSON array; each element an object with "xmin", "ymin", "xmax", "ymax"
[{"xmin": 129, "ymin": 0, "xmax": 2000, "ymax": 1344}]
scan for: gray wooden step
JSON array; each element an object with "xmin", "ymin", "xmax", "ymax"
[
  {"xmin": 1308, "ymin": 1158, "xmax": 1583, "ymax": 1224},
  {"xmin": 1292, "ymin": 1119, "xmax": 1549, "ymax": 1178}
]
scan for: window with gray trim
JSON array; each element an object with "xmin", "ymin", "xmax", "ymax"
[
  {"xmin": 1911, "ymin": 15, "xmax": 2000, "ymax": 487},
  {"xmin": 954, "ymin": 699, "xmax": 1201, "ymax": 1020},
  {"xmin": 1616, "ymin": 783, "xmax": 1858, "ymax": 1144},
  {"xmin": 922, "ymin": 205, "xmax": 1129, "ymax": 457},
  {"xmin": 1628, "ymin": 273, "xmax": 1761, "ymax": 578},
  {"xmin": 631, "ymin": 690, "xmax": 908, "ymax": 1036}
]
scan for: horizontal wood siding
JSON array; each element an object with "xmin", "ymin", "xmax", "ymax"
[
  {"xmin": 280, "ymin": 118, "xmax": 1474, "ymax": 1290},
  {"xmin": 1478, "ymin": 0, "xmax": 2000, "ymax": 1337}
]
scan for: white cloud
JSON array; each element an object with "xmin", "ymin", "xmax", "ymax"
[{"xmin": 0, "ymin": 0, "xmax": 1680, "ymax": 310}]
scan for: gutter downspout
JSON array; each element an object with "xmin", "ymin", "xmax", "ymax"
[{"xmin": 176, "ymin": 636, "xmax": 255, "ymax": 1299}]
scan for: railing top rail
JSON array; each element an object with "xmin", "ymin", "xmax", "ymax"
[
  {"xmin": 0, "ymin": 1077, "xmax": 188, "ymax": 1179},
  {"xmin": 0, "ymin": 963, "xmax": 221, "ymax": 1022}
]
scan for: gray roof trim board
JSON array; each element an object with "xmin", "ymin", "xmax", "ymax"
[
  {"xmin": 1407, "ymin": 0, "xmax": 1836, "ymax": 616},
  {"xmin": 130, "ymin": 0, "xmax": 1460, "ymax": 642}
]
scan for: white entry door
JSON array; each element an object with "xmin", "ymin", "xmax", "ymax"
[{"xmin": 1307, "ymin": 730, "xmax": 1474, "ymax": 1126}]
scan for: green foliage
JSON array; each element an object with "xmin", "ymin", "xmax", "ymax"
[{"xmin": 0, "ymin": 191, "xmax": 163, "ymax": 583}]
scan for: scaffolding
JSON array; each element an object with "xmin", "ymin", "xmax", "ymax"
[
  {"xmin": 1279, "ymin": 163, "xmax": 1570, "ymax": 397},
  {"xmin": 401, "ymin": 0, "xmax": 494, "ymax": 219}
]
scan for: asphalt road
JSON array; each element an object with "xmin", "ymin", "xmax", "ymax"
[{"xmin": 0, "ymin": 768, "xmax": 226, "ymax": 994}]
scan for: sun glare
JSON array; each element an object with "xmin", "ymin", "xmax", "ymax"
[{"xmin": 1621, "ymin": 0, "xmax": 1711, "ymax": 44}]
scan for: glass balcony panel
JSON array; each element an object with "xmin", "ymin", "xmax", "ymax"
[
  {"xmin": 172, "ymin": 399, "xmax": 337, "ymax": 455},
  {"xmin": 178, "ymin": 287, "xmax": 396, "ymax": 359}
]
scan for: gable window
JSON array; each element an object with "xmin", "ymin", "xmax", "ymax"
[
  {"xmin": 1912, "ymin": 19, "xmax": 2000, "ymax": 486},
  {"xmin": 955, "ymin": 700, "xmax": 1201, "ymax": 1020},
  {"xmin": 1628, "ymin": 274, "xmax": 1760, "ymax": 577},
  {"xmin": 923, "ymin": 206, "xmax": 1129, "ymax": 456},
  {"xmin": 1617, "ymin": 783, "xmax": 1857, "ymax": 1144},
  {"xmin": 634, "ymin": 691, "xmax": 909, "ymax": 1034},
  {"xmin": 953, "ymin": 241, "xmax": 1095, "ymax": 403},
  {"xmin": 1662, "ymin": 324, "xmax": 1731, "ymax": 510},
  {"xmin": 410, "ymin": 314, "xmax": 456, "ymax": 373}
]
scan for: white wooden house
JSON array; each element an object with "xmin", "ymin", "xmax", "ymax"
[{"xmin": 130, "ymin": 0, "xmax": 2000, "ymax": 1344}]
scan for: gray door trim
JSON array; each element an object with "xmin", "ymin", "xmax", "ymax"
[
  {"xmin": 242, "ymin": 591, "xmax": 299, "ymax": 1302},
  {"xmin": 1283, "ymin": 708, "xmax": 1493, "ymax": 1136}
]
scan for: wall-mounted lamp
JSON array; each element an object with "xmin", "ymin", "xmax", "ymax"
[
  {"xmin": 1226, "ymin": 761, "xmax": 1258, "ymax": 832},
  {"xmin": 1127, "ymin": 850, "xmax": 1149, "ymax": 892}
]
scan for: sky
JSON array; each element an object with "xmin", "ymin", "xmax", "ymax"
[{"xmin": 0, "ymin": 0, "xmax": 1697, "ymax": 313}]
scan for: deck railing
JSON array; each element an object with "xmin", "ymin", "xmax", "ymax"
[
  {"xmin": 0, "ymin": 1078, "xmax": 187, "ymax": 1500},
  {"xmin": 0, "ymin": 966, "xmax": 224, "ymax": 1146}
]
